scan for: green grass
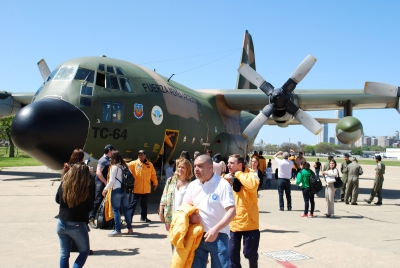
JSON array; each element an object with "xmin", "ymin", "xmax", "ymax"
[{"xmin": 0, "ymin": 157, "xmax": 42, "ymax": 167}]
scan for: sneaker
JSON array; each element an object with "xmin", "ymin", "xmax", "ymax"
[
  {"xmin": 299, "ymin": 214, "xmax": 308, "ymax": 218},
  {"xmin": 345, "ymin": 202, "xmax": 349, "ymax": 205},
  {"xmin": 374, "ymin": 202, "xmax": 382, "ymax": 205},
  {"xmin": 108, "ymin": 231, "xmax": 122, "ymax": 237},
  {"xmin": 364, "ymin": 199, "xmax": 371, "ymax": 204},
  {"xmin": 308, "ymin": 213, "xmax": 313, "ymax": 218},
  {"xmin": 89, "ymin": 218, "xmax": 98, "ymax": 229},
  {"xmin": 287, "ymin": 207, "xmax": 292, "ymax": 211},
  {"xmin": 351, "ymin": 203, "xmax": 358, "ymax": 205},
  {"xmin": 128, "ymin": 229, "xmax": 133, "ymax": 234},
  {"xmin": 140, "ymin": 218, "xmax": 152, "ymax": 223},
  {"xmin": 279, "ymin": 208, "xmax": 284, "ymax": 211}
]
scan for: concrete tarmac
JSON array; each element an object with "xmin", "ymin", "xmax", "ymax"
[{"xmin": 0, "ymin": 163, "xmax": 399, "ymax": 267}]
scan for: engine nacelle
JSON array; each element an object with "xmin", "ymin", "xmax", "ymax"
[
  {"xmin": 0, "ymin": 92, "xmax": 22, "ymax": 118},
  {"xmin": 335, "ymin": 116, "xmax": 363, "ymax": 144},
  {"xmin": 272, "ymin": 109, "xmax": 293, "ymax": 127}
]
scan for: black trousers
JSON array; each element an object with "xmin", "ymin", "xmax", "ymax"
[
  {"xmin": 89, "ymin": 181, "xmax": 105, "ymax": 219},
  {"xmin": 129, "ymin": 193, "xmax": 149, "ymax": 220},
  {"xmin": 229, "ymin": 230, "xmax": 260, "ymax": 268}
]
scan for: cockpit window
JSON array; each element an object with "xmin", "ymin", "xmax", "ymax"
[
  {"xmin": 74, "ymin": 68, "xmax": 95, "ymax": 83},
  {"xmin": 98, "ymin": 64, "xmax": 105, "ymax": 72},
  {"xmin": 119, "ymin": 77, "xmax": 133, "ymax": 92},
  {"xmin": 116, "ymin": 67, "xmax": 126, "ymax": 75},
  {"xmin": 46, "ymin": 68, "xmax": 59, "ymax": 82},
  {"xmin": 102, "ymin": 101, "xmax": 111, "ymax": 122},
  {"xmin": 106, "ymin": 74, "xmax": 120, "ymax": 90},
  {"xmin": 53, "ymin": 66, "xmax": 77, "ymax": 80},
  {"xmin": 107, "ymin": 65, "xmax": 115, "ymax": 73},
  {"xmin": 113, "ymin": 102, "xmax": 123, "ymax": 123}
]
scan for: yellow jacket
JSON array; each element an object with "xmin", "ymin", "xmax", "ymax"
[
  {"xmin": 127, "ymin": 158, "xmax": 158, "ymax": 194},
  {"xmin": 230, "ymin": 167, "xmax": 259, "ymax": 232},
  {"xmin": 169, "ymin": 204, "xmax": 203, "ymax": 268},
  {"xmin": 258, "ymin": 157, "xmax": 267, "ymax": 172}
]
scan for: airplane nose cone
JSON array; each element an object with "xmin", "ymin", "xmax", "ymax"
[{"xmin": 11, "ymin": 98, "xmax": 89, "ymax": 170}]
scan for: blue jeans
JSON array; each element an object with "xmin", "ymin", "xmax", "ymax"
[
  {"xmin": 265, "ymin": 179, "xmax": 272, "ymax": 189},
  {"xmin": 111, "ymin": 188, "xmax": 132, "ymax": 232},
  {"xmin": 302, "ymin": 187, "xmax": 315, "ymax": 215},
  {"xmin": 229, "ymin": 230, "xmax": 260, "ymax": 268},
  {"xmin": 129, "ymin": 193, "xmax": 148, "ymax": 220},
  {"xmin": 277, "ymin": 178, "xmax": 292, "ymax": 209},
  {"xmin": 192, "ymin": 233, "xmax": 229, "ymax": 268},
  {"xmin": 57, "ymin": 219, "xmax": 90, "ymax": 268},
  {"xmin": 315, "ymin": 168, "xmax": 320, "ymax": 179}
]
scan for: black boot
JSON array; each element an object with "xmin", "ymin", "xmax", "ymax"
[{"xmin": 340, "ymin": 194, "xmax": 344, "ymax": 202}]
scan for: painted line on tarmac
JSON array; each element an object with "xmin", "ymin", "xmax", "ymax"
[{"xmin": 276, "ymin": 260, "xmax": 297, "ymax": 268}]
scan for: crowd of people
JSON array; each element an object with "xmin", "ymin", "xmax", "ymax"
[{"xmin": 55, "ymin": 146, "xmax": 385, "ymax": 268}]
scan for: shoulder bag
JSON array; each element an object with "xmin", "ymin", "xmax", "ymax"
[{"xmin": 333, "ymin": 168, "xmax": 343, "ymax": 188}]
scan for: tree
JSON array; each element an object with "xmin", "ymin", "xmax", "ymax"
[
  {"xmin": 315, "ymin": 142, "xmax": 335, "ymax": 154},
  {"xmin": 0, "ymin": 117, "xmax": 14, "ymax": 157},
  {"xmin": 279, "ymin": 142, "xmax": 299, "ymax": 153},
  {"xmin": 351, "ymin": 147, "xmax": 363, "ymax": 156},
  {"xmin": 264, "ymin": 143, "xmax": 279, "ymax": 155},
  {"xmin": 304, "ymin": 145, "xmax": 316, "ymax": 156}
]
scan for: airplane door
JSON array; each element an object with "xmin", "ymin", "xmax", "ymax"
[{"xmin": 153, "ymin": 129, "xmax": 179, "ymax": 173}]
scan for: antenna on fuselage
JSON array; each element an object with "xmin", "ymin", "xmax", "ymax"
[{"xmin": 167, "ymin": 74, "xmax": 175, "ymax": 82}]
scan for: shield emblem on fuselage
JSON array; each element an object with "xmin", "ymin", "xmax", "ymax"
[{"xmin": 134, "ymin": 103, "xmax": 144, "ymax": 119}]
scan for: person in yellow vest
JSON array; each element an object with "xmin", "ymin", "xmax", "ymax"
[
  {"xmin": 223, "ymin": 154, "xmax": 260, "ymax": 268},
  {"xmin": 127, "ymin": 150, "xmax": 158, "ymax": 222}
]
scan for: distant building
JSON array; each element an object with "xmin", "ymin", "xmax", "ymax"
[
  {"xmin": 329, "ymin": 137, "xmax": 335, "ymax": 144},
  {"xmin": 318, "ymin": 124, "xmax": 329, "ymax": 143},
  {"xmin": 363, "ymin": 136, "xmax": 371, "ymax": 146},
  {"xmin": 354, "ymin": 135, "xmax": 363, "ymax": 147},
  {"xmin": 371, "ymin": 137, "xmax": 378, "ymax": 146},
  {"xmin": 297, "ymin": 141, "xmax": 301, "ymax": 146},
  {"xmin": 334, "ymin": 110, "xmax": 344, "ymax": 145},
  {"xmin": 395, "ymin": 131, "xmax": 399, "ymax": 140},
  {"xmin": 377, "ymin": 136, "xmax": 387, "ymax": 147}
]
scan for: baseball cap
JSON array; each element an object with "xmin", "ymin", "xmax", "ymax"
[
  {"xmin": 104, "ymin": 144, "xmax": 115, "ymax": 152},
  {"xmin": 138, "ymin": 150, "xmax": 146, "ymax": 155},
  {"xmin": 375, "ymin": 155, "xmax": 381, "ymax": 160},
  {"xmin": 344, "ymin": 153, "xmax": 350, "ymax": 157}
]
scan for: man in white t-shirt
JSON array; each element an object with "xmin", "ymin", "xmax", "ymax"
[
  {"xmin": 183, "ymin": 155, "xmax": 236, "ymax": 268},
  {"xmin": 274, "ymin": 151, "xmax": 294, "ymax": 211}
]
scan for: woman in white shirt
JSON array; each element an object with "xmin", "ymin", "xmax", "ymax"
[
  {"xmin": 102, "ymin": 151, "xmax": 133, "ymax": 236},
  {"xmin": 159, "ymin": 158, "xmax": 193, "ymax": 231},
  {"xmin": 322, "ymin": 160, "xmax": 338, "ymax": 217}
]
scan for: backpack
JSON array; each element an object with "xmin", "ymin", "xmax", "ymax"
[
  {"xmin": 309, "ymin": 171, "xmax": 323, "ymax": 194},
  {"xmin": 116, "ymin": 165, "xmax": 135, "ymax": 194}
]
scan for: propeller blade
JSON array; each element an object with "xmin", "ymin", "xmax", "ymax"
[
  {"xmin": 294, "ymin": 108, "xmax": 323, "ymax": 135},
  {"xmin": 242, "ymin": 104, "xmax": 275, "ymax": 139},
  {"xmin": 37, "ymin": 59, "xmax": 51, "ymax": 81},
  {"xmin": 238, "ymin": 63, "xmax": 274, "ymax": 95},
  {"xmin": 364, "ymin": 82, "xmax": 399, "ymax": 97},
  {"xmin": 282, "ymin": 55, "xmax": 317, "ymax": 93}
]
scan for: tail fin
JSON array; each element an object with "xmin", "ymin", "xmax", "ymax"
[{"xmin": 236, "ymin": 30, "xmax": 257, "ymax": 89}]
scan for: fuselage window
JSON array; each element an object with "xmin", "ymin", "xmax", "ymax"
[
  {"xmin": 96, "ymin": 71, "xmax": 105, "ymax": 87},
  {"xmin": 98, "ymin": 64, "xmax": 105, "ymax": 72},
  {"xmin": 75, "ymin": 68, "xmax": 95, "ymax": 83},
  {"xmin": 119, "ymin": 77, "xmax": 133, "ymax": 92},
  {"xmin": 102, "ymin": 101, "xmax": 111, "ymax": 122},
  {"xmin": 106, "ymin": 74, "xmax": 120, "ymax": 90},
  {"xmin": 81, "ymin": 85, "xmax": 93, "ymax": 96},
  {"xmin": 113, "ymin": 102, "xmax": 124, "ymax": 123},
  {"xmin": 53, "ymin": 66, "xmax": 77, "ymax": 80},
  {"xmin": 107, "ymin": 65, "xmax": 115, "ymax": 73},
  {"xmin": 116, "ymin": 67, "xmax": 126, "ymax": 75},
  {"xmin": 80, "ymin": 97, "xmax": 92, "ymax": 107}
]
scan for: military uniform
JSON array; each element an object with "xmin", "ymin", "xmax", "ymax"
[
  {"xmin": 366, "ymin": 161, "xmax": 385, "ymax": 204},
  {"xmin": 344, "ymin": 162, "xmax": 363, "ymax": 204},
  {"xmin": 340, "ymin": 160, "xmax": 352, "ymax": 201}
]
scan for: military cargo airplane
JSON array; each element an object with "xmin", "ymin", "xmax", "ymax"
[{"xmin": 0, "ymin": 30, "xmax": 398, "ymax": 171}]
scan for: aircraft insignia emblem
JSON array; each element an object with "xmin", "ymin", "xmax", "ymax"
[
  {"xmin": 151, "ymin": 106, "xmax": 163, "ymax": 125},
  {"xmin": 134, "ymin": 103, "xmax": 144, "ymax": 119}
]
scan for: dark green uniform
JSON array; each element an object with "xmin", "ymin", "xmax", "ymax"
[
  {"xmin": 340, "ymin": 160, "xmax": 352, "ymax": 200},
  {"xmin": 367, "ymin": 161, "xmax": 385, "ymax": 204},
  {"xmin": 344, "ymin": 162, "xmax": 363, "ymax": 204}
]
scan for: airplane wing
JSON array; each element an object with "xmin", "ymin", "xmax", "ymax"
[
  {"xmin": 0, "ymin": 91, "xmax": 35, "ymax": 118},
  {"xmin": 265, "ymin": 117, "xmax": 340, "ymax": 126},
  {"xmin": 196, "ymin": 89, "xmax": 398, "ymax": 111}
]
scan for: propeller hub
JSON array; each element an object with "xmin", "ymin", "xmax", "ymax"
[{"xmin": 271, "ymin": 89, "xmax": 290, "ymax": 108}]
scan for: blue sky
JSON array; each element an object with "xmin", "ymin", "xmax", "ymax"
[{"xmin": 1, "ymin": 1, "xmax": 400, "ymax": 145}]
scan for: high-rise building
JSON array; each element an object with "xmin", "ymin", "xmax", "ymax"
[
  {"xmin": 371, "ymin": 137, "xmax": 378, "ymax": 146},
  {"xmin": 364, "ymin": 136, "xmax": 371, "ymax": 146},
  {"xmin": 329, "ymin": 137, "xmax": 335, "ymax": 144},
  {"xmin": 394, "ymin": 131, "xmax": 399, "ymax": 140},
  {"xmin": 377, "ymin": 136, "xmax": 387, "ymax": 147},
  {"xmin": 354, "ymin": 135, "xmax": 363, "ymax": 147},
  {"xmin": 334, "ymin": 110, "xmax": 344, "ymax": 145},
  {"xmin": 318, "ymin": 124, "xmax": 329, "ymax": 143}
]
